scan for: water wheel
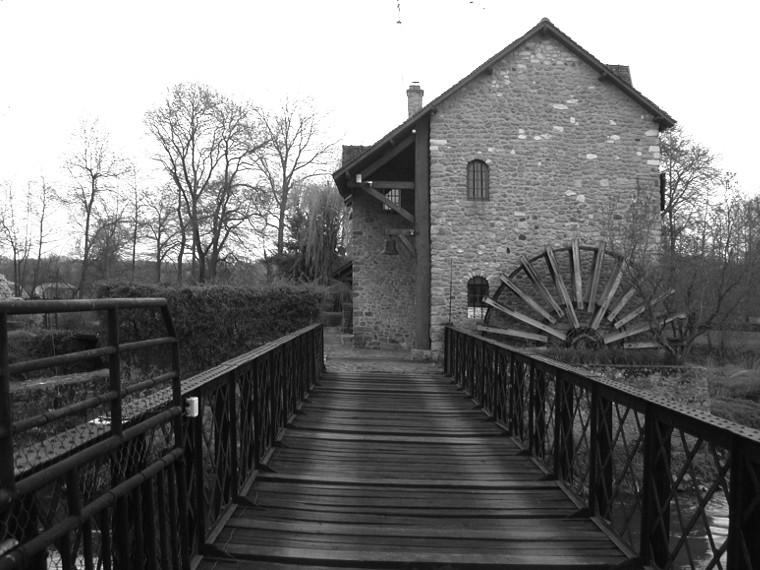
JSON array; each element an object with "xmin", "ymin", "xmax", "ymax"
[{"xmin": 479, "ymin": 239, "xmax": 684, "ymax": 349}]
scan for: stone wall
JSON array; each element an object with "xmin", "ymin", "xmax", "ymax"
[
  {"xmin": 428, "ymin": 36, "xmax": 663, "ymax": 352},
  {"xmin": 350, "ymin": 189, "xmax": 416, "ymax": 348}
]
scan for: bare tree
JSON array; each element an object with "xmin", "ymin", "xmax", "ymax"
[
  {"xmin": 31, "ymin": 178, "xmax": 54, "ymax": 294},
  {"xmin": 61, "ymin": 120, "xmax": 128, "ymax": 296},
  {"xmin": 253, "ymin": 98, "xmax": 336, "ymax": 255},
  {"xmin": 145, "ymin": 83, "xmax": 266, "ymax": 283},
  {"xmin": 144, "ymin": 183, "xmax": 180, "ymax": 283},
  {"xmin": 0, "ymin": 181, "xmax": 34, "ymax": 296},
  {"xmin": 660, "ymin": 125, "xmax": 722, "ymax": 255},
  {"xmin": 608, "ymin": 169, "xmax": 760, "ymax": 362}
]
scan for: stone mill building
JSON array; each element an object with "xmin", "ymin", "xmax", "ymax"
[{"xmin": 332, "ymin": 18, "xmax": 675, "ymax": 355}]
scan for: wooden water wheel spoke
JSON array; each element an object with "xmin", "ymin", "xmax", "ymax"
[
  {"xmin": 477, "ymin": 324, "xmax": 548, "ymax": 343},
  {"xmin": 570, "ymin": 239, "xmax": 584, "ymax": 309},
  {"xmin": 545, "ymin": 245, "xmax": 579, "ymax": 328},
  {"xmin": 614, "ymin": 289, "xmax": 676, "ymax": 330},
  {"xmin": 584, "ymin": 241, "xmax": 606, "ymax": 314},
  {"xmin": 520, "ymin": 255, "xmax": 564, "ymax": 318},
  {"xmin": 607, "ymin": 288, "xmax": 636, "ymax": 323},
  {"xmin": 483, "ymin": 242, "xmax": 683, "ymax": 351},
  {"xmin": 590, "ymin": 262, "xmax": 624, "ymax": 330},
  {"xmin": 483, "ymin": 297, "xmax": 566, "ymax": 341},
  {"xmin": 604, "ymin": 312, "xmax": 685, "ymax": 344},
  {"xmin": 499, "ymin": 275, "xmax": 557, "ymax": 324}
]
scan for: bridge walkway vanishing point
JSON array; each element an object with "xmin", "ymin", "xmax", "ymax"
[{"xmin": 198, "ymin": 331, "xmax": 634, "ymax": 569}]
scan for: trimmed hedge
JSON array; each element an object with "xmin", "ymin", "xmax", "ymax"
[{"xmin": 96, "ymin": 283, "xmax": 326, "ymax": 376}]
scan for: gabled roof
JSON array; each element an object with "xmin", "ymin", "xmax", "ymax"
[{"xmin": 334, "ymin": 18, "xmax": 676, "ymax": 197}]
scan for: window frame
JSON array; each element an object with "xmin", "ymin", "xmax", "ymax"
[
  {"xmin": 466, "ymin": 159, "xmax": 489, "ymax": 201},
  {"xmin": 467, "ymin": 276, "xmax": 489, "ymax": 319},
  {"xmin": 382, "ymin": 188, "xmax": 400, "ymax": 212}
]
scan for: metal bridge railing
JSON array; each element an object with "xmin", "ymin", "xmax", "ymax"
[
  {"xmin": 0, "ymin": 299, "xmax": 323, "ymax": 570},
  {"xmin": 445, "ymin": 325, "xmax": 760, "ymax": 570}
]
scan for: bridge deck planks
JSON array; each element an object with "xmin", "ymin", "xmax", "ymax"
[{"xmin": 199, "ymin": 371, "xmax": 634, "ymax": 569}]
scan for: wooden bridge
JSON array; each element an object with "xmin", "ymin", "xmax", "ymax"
[{"xmin": 2, "ymin": 299, "xmax": 760, "ymax": 570}]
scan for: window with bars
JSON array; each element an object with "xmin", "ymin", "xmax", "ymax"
[
  {"xmin": 467, "ymin": 276, "xmax": 489, "ymax": 319},
  {"xmin": 383, "ymin": 188, "xmax": 400, "ymax": 211},
  {"xmin": 466, "ymin": 160, "xmax": 489, "ymax": 200}
]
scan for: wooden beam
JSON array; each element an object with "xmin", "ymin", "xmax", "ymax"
[
  {"xmin": 623, "ymin": 341, "xmax": 662, "ymax": 350},
  {"xmin": 545, "ymin": 245, "xmax": 579, "ymax": 328},
  {"xmin": 498, "ymin": 275, "xmax": 557, "ymax": 324},
  {"xmin": 590, "ymin": 262, "xmax": 624, "ymax": 330},
  {"xmin": 483, "ymin": 297, "xmax": 566, "ymax": 341},
  {"xmin": 477, "ymin": 324, "xmax": 548, "ymax": 343},
  {"xmin": 385, "ymin": 229, "xmax": 415, "ymax": 236},
  {"xmin": 360, "ymin": 135, "xmax": 414, "ymax": 179},
  {"xmin": 607, "ymin": 288, "xmax": 636, "ymax": 323},
  {"xmin": 603, "ymin": 313, "xmax": 685, "ymax": 345},
  {"xmin": 520, "ymin": 255, "xmax": 564, "ymax": 318},
  {"xmin": 348, "ymin": 180, "xmax": 415, "ymax": 190},
  {"xmin": 586, "ymin": 241, "xmax": 606, "ymax": 313},
  {"xmin": 397, "ymin": 235, "xmax": 416, "ymax": 257},
  {"xmin": 361, "ymin": 184, "xmax": 415, "ymax": 224},
  {"xmin": 570, "ymin": 239, "xmax": 584, "ymax": 309},
  {"xmin": 414, "ymin": 118, "xmax": 431, "ymax": 351},
  {"xmin": 613, "ymin": 289, "xmax": 676, "ymax": 330}
]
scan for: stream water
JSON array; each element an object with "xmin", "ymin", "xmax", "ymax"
[{"xmin": 614, "ymin": 491, "xmax": 730, "ymax": 569}]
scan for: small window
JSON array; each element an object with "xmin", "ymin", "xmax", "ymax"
[
  {"xmin": 467, "ymin": 276, "xmax": 489, "ymax": 319},
  {"xmin": 383, "ymin": 188, "xmax": 400, "ymax": 211},
  {"xmin": 467, "ymin": 160, "xmax": 489, "ymax": 200}
]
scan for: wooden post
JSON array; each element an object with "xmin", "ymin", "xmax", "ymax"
[
  {"xmin": 414, "ymin": 117, "xmax": 431, "ymax": 351},
  {"xmin": 640, "ymin": 409, "xmax": 672, "ymax": 568}
]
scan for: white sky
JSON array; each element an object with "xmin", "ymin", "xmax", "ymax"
[{"xmin": 1, "ymin": 0, "xmax": 758, "ymax": 196}]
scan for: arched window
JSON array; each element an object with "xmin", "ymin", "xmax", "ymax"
[
  {"xmin": 467, "ymin": 160, "xmax": 489, "ymax": 200},
  {"xmin": 467, "ymin": 276, "xmax": 489, "ymax": 319}
]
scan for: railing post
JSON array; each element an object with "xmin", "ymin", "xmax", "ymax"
[
  {"xmin": 107, "ymin": 307, "xmax": 130, "ymax": 570},
  {"xmin": 161, "ymin": 304, "xmax": 190, "ymax": 570},
  {"xmin": 229, "ymin": 369, "xmax": 239, "ymax": 499},
  {"xmin": 529, "ymin": 365, "xmax": 547, "ymax": 458},
  {"xmin": 0, "ymin": 311, "xmax": 13, "ymax": 495},
  {"xmin": 190, "ymin": 390, "xmax": 206, "ymax": 553},
  {"xmin": 508, "ymin": 356, "xmax": 522, "ymax": 438},
  {"xmin": 727, "ymin": 439, "xmax": 760, "ymax": 569},
  {"xmin": 443, "ymin": 327, "xmax": 450, "ymax": 376},
  {"xmin": 640, "ymin": 409, "xmax": 672, "ymax": 568},
  {"xmin": 589, "ymin": 386, "xmax": 613, "ymax": 519},
  {"xmin": 553, "ymin": 371, "xmax": 574, "ymax": 482}
]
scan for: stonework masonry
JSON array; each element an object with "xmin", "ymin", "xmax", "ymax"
[
  {"xmin": 427, "ymin": 37, "xmax": 662, "ymax": 352},
  {"xmin": 350, "ymin": 189, "xmax": 416, "ymax": 349}
]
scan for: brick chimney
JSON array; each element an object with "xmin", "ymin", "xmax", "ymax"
[{"xmin": 406, "ymin": 82, "xmax": 424, "ymax": 117}]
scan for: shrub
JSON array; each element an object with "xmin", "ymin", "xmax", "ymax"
[
  {"xmin": 7, "ymin": 329, "xmax": 101, "ymax": 380},
  {"xmin": 96, "ymin": 282, "xmax": 326, "ymax": 376}
]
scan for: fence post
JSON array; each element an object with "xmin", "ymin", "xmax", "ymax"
[
  {"xmin": 640, "ymin": 408, "xmax": 672, "ymax": 568},
  {"xmin": 727, "ymin": 439, "xmax": 760, "ymax": 569},
  {"xmin": 589, "ymin": 386, "xmax": 612, "ymax": 519}
]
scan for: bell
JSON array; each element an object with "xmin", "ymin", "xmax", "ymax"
[{"xmin": 381, "ymin": 237, "xmax": 399, "ymax": 255}]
